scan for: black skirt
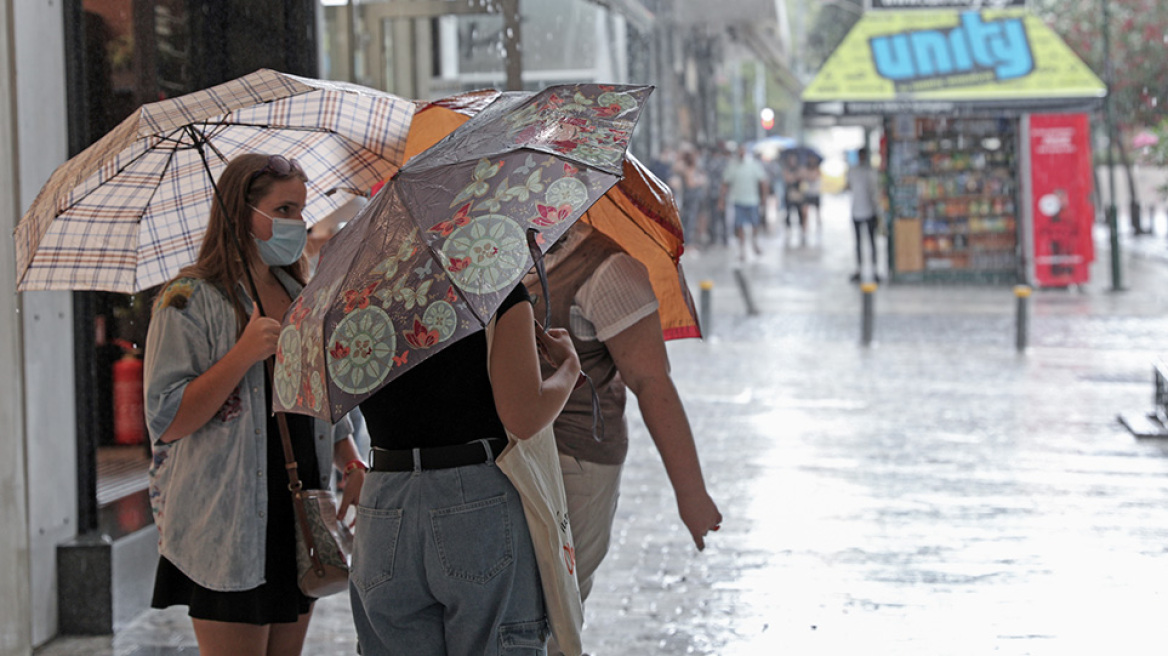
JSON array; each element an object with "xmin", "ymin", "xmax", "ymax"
[{"xmin": 152, "ymin": 388, "xmax": 322, "ymax": 625}]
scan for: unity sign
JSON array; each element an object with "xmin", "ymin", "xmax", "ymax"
[
  {"xmin": 871, "ymin": 11, "xmax": 1032, "ymax": 91},
  {"xmin": 800, "ymin": 7, "xmax": 1104, "ymax": 118}
]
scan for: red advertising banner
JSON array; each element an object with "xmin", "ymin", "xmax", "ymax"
[{"xmin": 1029, "ymin": 113, "xmax": 1094, "ymax": 287}]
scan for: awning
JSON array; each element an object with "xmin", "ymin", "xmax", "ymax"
[{"xmin": 801, "ymin": 9, "xmax": 1105, "ymax": 119}]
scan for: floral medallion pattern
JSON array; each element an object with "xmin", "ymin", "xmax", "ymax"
[
  {"xmin": 274, "ymin": 327, "xmax": 302, "ymax": 410},
  {"xmin": 423, "ymin": 300, "xmax": 459, "ymax": 342},
  {"xmin": 326, "ymin": 306, "xmax": 396, "ymax": 395},
  {"xmin": 545, "ymin": 177, "xmax": 589, "ymax": 212},
  {"xmin": 440, "ymin": 213, "xmax": 528, "ymax": 295}
]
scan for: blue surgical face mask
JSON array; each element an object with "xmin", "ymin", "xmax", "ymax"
[{"xmin": 251, "ymin": 206, "xmax": 307, "ymax": 266}]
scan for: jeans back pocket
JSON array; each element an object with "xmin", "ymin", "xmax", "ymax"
[
  {"xmin": 351, "ymin": 506, "xmax": 403, "ymax": 593},
  {"xmin": 430, "ymin": 494, "xmax": 513, "ymax": 584}
]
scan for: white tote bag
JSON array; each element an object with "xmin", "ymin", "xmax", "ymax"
[{"xmin": 485, "ymin": 318, "xmax": 584, "ymax": 656}]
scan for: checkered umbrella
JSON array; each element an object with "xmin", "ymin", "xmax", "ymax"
[
  {"xmin": 13, "ymin": 68, "xmax": 416, "ymax": 293},
  {"xmin": 272, "ymin": 84, "xmax": 652, "ymax": 422}
]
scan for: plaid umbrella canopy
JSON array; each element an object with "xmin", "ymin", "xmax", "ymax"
[
  {"xmin": 14, "ymin": 68, "xmax": 415, "ymax": 293},
  {"xmin": 403, "ymin": 90, "xmax": 701, "ymax": 340},
  {"xmin": 273, "ymin": 84, "xmax": 652, "ymax": 422}
]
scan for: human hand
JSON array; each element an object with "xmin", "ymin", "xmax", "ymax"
[
  {"xmin": 337, "ymin": 468, "xmax": 364, "ymax": 526},
  {"xmin": 678, "ymin": 489, "xmax": 722, "ymax": 551},
  {"xmin": 535, "ymin": 326, "xmax": 580, "ymax": 374},
  {"xmin": 237, "ymin": 303, "xmax": 281, "ymax": 363}
]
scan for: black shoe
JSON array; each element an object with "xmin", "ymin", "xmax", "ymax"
[
  {"xmin": 849, "ymin": 272, "xmax": 861, "ymax": 283},
  {"xmin": 874, "ymin": 274, "xmax": 883, "ymax": 283}
]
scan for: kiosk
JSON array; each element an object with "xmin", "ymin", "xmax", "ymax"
[{"xmin": 802, "ymin": 3, "xmax": 1105, "ymax": 286}]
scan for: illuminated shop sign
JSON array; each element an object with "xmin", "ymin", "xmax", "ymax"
[{"xmin": 870, "ymin": 11, "xmax": 1032, "ymax": 91}]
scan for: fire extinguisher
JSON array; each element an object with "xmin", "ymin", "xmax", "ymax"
[{"xmin": 112, "ymin": 339, "xmax": 147, "ymax": 446}]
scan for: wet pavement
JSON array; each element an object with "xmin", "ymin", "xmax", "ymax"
[{"xmin": 38, "ymin": 194, "xmax": 1168, "ymax": 655}]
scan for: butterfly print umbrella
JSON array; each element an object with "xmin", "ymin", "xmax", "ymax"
[
  {"xmin": 403, "ymin": 89, "xmax": 700, "ymax": 340},
  {"xmin": 273, "ymin": 84, "xmax": 652, "ymax": 422}
]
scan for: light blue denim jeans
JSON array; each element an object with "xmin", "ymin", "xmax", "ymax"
[{"xmin": 350, "ymin": 452, "xmax": 548, "ymax": 656}]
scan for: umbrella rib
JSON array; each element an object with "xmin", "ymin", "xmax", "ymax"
[
  {"xmin": 50, "ymin": 126, "xmax": 189, "ymax": 217},
  {"xmin": 197, "ymin": 120, "xmax": 335, "ymax": 133}
]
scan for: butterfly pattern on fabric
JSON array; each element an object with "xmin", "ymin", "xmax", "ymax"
[{"xmin": 273, "ymin": 84, "xmax": 649, "ymax": 422}]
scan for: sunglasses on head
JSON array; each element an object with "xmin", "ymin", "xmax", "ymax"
[{"xmin": 247, "ymin": 154, "xmax": 303, "ymax": 189}]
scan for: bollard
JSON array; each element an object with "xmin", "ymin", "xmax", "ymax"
[
  {"xmin": 699, "ymin": 280, "xmax": 714, "ymax": 337},
  {"xmin": 733, "ymin": 269, "xmax": 759, "ymax": 316},
  {"xmin": 861, "ymin": 282, "xmax": 877, "ymax": 346},
  {"xmin": 1015, "ymin": 285, "xmax": 1031, "ymax": 352}
]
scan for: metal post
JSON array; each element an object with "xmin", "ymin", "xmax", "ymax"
[
  {"xmin": 733, "ymin": 268, "xmax": 759, "ymax": 316},
  {"xmin": 1015, "ymin": 285, "xmax": 1031, "ymax": 352},
  {"xmin": 700, "ymin": 280, "xmax": 713, "ymax": 337},
  {"xmin": 861, "ymin": 282, "xmax": 877, "ymax": 346},
  {"xmin": 501, "ymin": 0, "xmax": 522, "ymax": 91},
  {"xmin": 1102, "ymin": 0, "xmax": 1122, "ymax": 290}
]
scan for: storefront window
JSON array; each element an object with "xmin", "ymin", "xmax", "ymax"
[
  {"xmin": 318, "ymin": 0, "xmax": 619, "ymax": 97},
  {"xmin": 74, "ymin": 0, "xmax": 196, "ymax": 532}
]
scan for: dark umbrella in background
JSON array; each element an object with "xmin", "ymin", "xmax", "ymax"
[{"xmin": 783, "ymin": 144, "xmax": 824, "ymax": 165}]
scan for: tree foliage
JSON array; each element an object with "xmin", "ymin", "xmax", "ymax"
[
  {"xmin": 1031, "ymin": 0, "xmax": 1168, "ymax": 129},
  {"xmin": 803, "ymin": 0, "xmax": 864, "ymax": 74}
]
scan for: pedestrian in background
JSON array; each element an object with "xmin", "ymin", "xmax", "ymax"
[
  {"xmin": 760, "ymin": 150, "xmax": 784, "ymax": 233},
  {"xmin": 675, "ymin": 146, "xmax": 708, "ymax": 245},
  {"xmin": 144, "ymin": 153, "xmax": 365, "ymax": 656},
  {"xmin": 719, "ymin": 143, "xmax": 770, "ymax": 261},
  {"xmin": 702, "ymin": 143, "xmax": 731, "ymax": 247},
  {"xmin": 781, "ymin": 151, "xmax": 804, "ymax": 236},
  {"xmin": 648, "ymin": 148, "xmax": 676, "ymax": 189},
  {"xmin": 525, "ymin": 222, "xmax": 722, "ymax": 656},
  {"xmin": 800, "ymin": 154, "xmax": 823, "ymax": 234},
  {"xmin": 847, "ymin": 146, "xmax": 882, "ymax": 283}
]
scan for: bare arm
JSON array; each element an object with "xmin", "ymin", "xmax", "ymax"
[
  {"xmin": 159, "ymin": 304, "xmax": 280, "ymax": 442},
  {"xmin": 606, "ymin": 312, "xmax": 722, "ymax": 550},
  {"xmin": 490, "ymin": 300, "xmax": 581, "ymax": 440},
  {"xmin": 334, "ymin": 434, "xmax": 364, "ymax": 519}
]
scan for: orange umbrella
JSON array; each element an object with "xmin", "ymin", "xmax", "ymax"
[{"xmin": 404, "ymin": 91, "xmax": 700, "ymax": 340}]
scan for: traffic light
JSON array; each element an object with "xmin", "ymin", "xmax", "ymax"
[{"xmin": 760, "ymin": 107, "xmax": 775, "ymax": 132}]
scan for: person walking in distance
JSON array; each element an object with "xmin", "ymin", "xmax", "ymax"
[
  {"xmin": 525, "ymin": 223, "xmax": 723, "ymax": 655},
  {"xmin": 719, "ymin": 144, "xmax": 770, "ymax": 261},
  {"xmin": 800, "ymin": 154, "xmax": 823, "ymax": 234},
  {"xmin": 702, "ymin": 143, "xmax": 731, "ymax": 247},
  {"xmin": 675, "ymin": 147, "xmax": 708, "ymax": 246},
  {"xmin": 780, "ymin": 151, "xmax": 804, "ymax": 236},
  {"xmin": 847, "ymin": 147, "xmax": 882, "ymax": 283}
]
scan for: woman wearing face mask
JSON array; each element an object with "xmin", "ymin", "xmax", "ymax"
[{"xmin": 143, "ymin": 154, "xmax": 365, "ymax": 656}]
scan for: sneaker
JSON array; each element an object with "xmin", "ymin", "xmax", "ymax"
[{"xmin": 849, "ymin": 272, "xmax": 861, "ymax": 283}]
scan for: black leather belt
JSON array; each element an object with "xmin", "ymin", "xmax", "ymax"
[{"xmin": 369, "ymin": 438, "xmax": 507, "ymax": 472}]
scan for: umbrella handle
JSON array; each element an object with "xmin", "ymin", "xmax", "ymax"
[
  {"xmin": 187, "ymin": 125, "xmax": 267, "ymax": 318},
  {"xmin": 525, "ymin": 228, "xmax": 551, "ymax": 333}
]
